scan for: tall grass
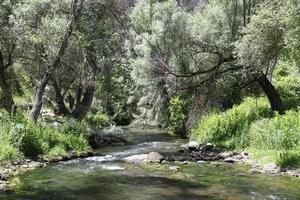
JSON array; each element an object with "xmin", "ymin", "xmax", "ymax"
[
  {"xmin": 0, "ymin": 111, "xmax": 91, "ymax": 163},
  {"xmin": 191, "ymin": 97, "xmax": 272, "ymax": 149},
  {"xmin": 248, "ymin": 110, "xmax": 300, "ymax": 168}
]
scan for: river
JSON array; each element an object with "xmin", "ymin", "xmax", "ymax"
[{"xmin": 1, "ymin": 128, "xmax": 299, "ymax": 200}]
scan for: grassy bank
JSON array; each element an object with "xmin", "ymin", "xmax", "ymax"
[
  {"xmin": 191, "ymin": 97, "xmax": 300, "ymax": 168},
  {"xmin": 0, "ymin": 110, "xmax": 92, "ymax": 164}
]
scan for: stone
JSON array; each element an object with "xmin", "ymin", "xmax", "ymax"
[
  {"xmin": 124, "ymin": 154, "xmax": 148, "ymax": 163},
  {"xmin": 181, "ymin": 141, "xmax": 200, "ymax": 151},
  {"xmin": 201, "ymin": 143, "xmax": 214, "ymax": 152},
  {"xmin": 124, "ymin": 152, "xmax": 164, "ymax": 164},
  {"xmin": 0, "ymin": 181, "xmax": 9, "ymax": 192},
  {"xmin": 0, "ymin": 173, "xmax": 8, "ymax": 181},
  {"xmin": 169, "ymin": 166, "xmax": 180, "ymax": 173},
  {"xmin": 144, "ymin": 152, "xmax": 164, "ymax": 163},
  {"xmin": 219, "ymin": 152, "xmax": 234, "ymax": 159},
  {"xmin": 224, "ymin": 158, "xmax": 235, "ymax": 163},
  {"xmin": 181, "ymin": 161, "xmax": 189, "ymax": 165},
  {"xmin": 197, "ymin": 160, "xmax": 208, "ymax": 164},
  {"xmin": 262, "ymin": 163, "xmax": 281, "ymax": 174}
]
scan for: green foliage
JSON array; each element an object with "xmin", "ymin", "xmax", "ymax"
[
  {"xmin": 0, "ymin": 111, "xmax": 91, "ymax": 161},
  {"xmin": 275, "ymin": 62, "xmax": 300, "ymax": 110},
  {"xmin": 248, "ymin": 110, "xmax": 300, "ymax": 151},
  {"xmin": 277, "ymin": 150, "xmax": 300, "ymax": 168},
  {"xmin": 113, "ymin": 111, "xmax": 133, "ymax": 126},
  {"xmin": 0, "ymin": 142, "xmax": 20, "ymax": 163},
  {"xmin": 192, "ymin": 96, "xmax": 300, "ymax": 168},
  {"xmin": 47, "ymin": 145, "xmax": 67, "ymax": 157},
  {"xmin": 85, "ymin": 113, "xmax": 110, "ymax": 128},
  {"xmin": 191, "ymin": 97, "xmax": 272, "ymax": 149},
  {"xmin": 60, "ymin": 119, "xmax": 90, "ymax": 137},
  {"xmin": 166, "ymin": 96, "xmax": 187, "ymax": 137}
]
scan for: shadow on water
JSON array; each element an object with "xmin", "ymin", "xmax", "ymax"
[{"xmin": 2, "ymin": 174, "xmax": 218, "ymax": 200}]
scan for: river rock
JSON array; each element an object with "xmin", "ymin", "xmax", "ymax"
[
  {"xmin": 201, "ymin": 143, "xmax": 214, "ymax": 152},
  {"xmin": 224, "ymin": 157, "xmax": 235, "ymax": 163},
  {"xmin": 124, "ymin": 154, "xmax": 149, "ymax": 163},
  {"xmin": 144, "ymin": 152, "xmax": 164, "ymax": 163},
  {"xmin": 219, "ymin": 152, "xmax": 234, "ymax": 159},
  {"xmin": 0, "ymin": 173, "xmax": 8, "ymax": 181},
  {"xmin": 124, "ymin": 152, "xmax": 164, "ymax": 163},
  {"xmin": 0, "ymin": 181, "xmax": 8, "ymax": 192},
  {"xmin": 262, "ymin": 163, "xmax": 281, "ymax": 174},
  {"xmin": 169, "ymin": 166, "xmax": 180, "ymax": 173},
  {"xmin": 181, "ymin": 141, "xmax": 200, "ymax": 151}
]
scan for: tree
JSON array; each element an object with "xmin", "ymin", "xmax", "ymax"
[
  {"xmin": 0, "ymin": 0, "xmax": 16, "ymax": 112},
  {"xmin": 26, "ymin": 0, "xmax": 85, "ymax": 121},
  {"xmin": 129, "ymin": 0, "xmax": 299, "ymax": 115}
]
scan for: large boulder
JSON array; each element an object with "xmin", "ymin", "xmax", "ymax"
[
  {"xmin": 180, "ymin": 141, "xmax": 200, "ymax": 151},
  {"xmin": 144, "ymin": 152, "xmax": 164, "ymax": 163},
  {"xmin": 124, "ymin": 154, "xmax": 148, "ymax": 163},
  {"xmin": 124, "ymin": 152, "xmax": 164, "ymax": 163}
]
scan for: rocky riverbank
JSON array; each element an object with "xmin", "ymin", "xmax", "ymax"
[
  {"xmin": 0, "ymin": 151, "xmax": 97, "ymax": 192},
  {"xmin": 180, "ymin": 141, "xmax": 300, "ymax": 177},
  {"xmin": 121, "ymin": 141, "xmax": 300, "ymax": 177}
]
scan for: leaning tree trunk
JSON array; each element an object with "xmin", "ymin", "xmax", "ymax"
[
  {"xmin": 257, "ymin": 74, "xmax": 285, "ymax": 114},
  {"xmin": 29, "ymin": 0, "xmax": 85, "ymax": 122},
  {"xmin": 0, "ymin": 70, "xmax": 14, "ymax": 113},
  {"xmin": 72, "ymin": 84, "xmax": 95, "ymax": 120}
]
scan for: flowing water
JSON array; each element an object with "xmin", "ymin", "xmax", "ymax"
[{"xmin": 1, "ymin": 128, "xmax": 300, "ymax": 200}]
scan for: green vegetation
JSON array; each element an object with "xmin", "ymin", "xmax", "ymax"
[
  {"xmin": 166, "ymin": 96, "xmax": 187, "ymax": 137},
  {"xmin": 191, "ymin": 97, "xmax": 272, "ymax": 149},
  {"xmin": 191, "ymin": 100, "xmax": 300, "ymax": 168},
  {"xmin": 0, "ymin": 0, "xmax": 300, "ymax": 171},
  {"xmin": 85, "ymin": 113, "xmax": 110, "ymax": 128},
  {"xmin": 0, "ymin": 111, "xmax": 91, "ymax": 163}
]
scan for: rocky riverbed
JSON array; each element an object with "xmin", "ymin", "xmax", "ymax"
[
  {"xmin": 0, "ymin": 151, "xmax": 96, "ymax": 192},
  {"xmin": 179, "ymin": 141, "xmax": 300, "ymax": 177}
]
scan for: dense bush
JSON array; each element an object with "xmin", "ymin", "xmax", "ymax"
[
  {"xmin": 275, "ymin": 63, "xmax": 300, "ymax": 110},
  {"xmin": 85, "ymin": 113, "xmax": 110, "ymax": 128},
  {"xmin": 248, "ymin": 111, "xmax": 300, "ymax": 150},
  {"xmin": 60, "ymin": 118, "xmax": 90, "ymax": 136},
  {"xmin": 0, "ymin": 111, "xmax": 91, "ymax": 162},
  {"xmin": 166, "ymin": 96, "xmax": 187, "ymax": 137},
  {"xmin": 113, "ymin": 111, "xmax": 133, "ymax": 126},
  {"xmin": 191, "ymin": 97, "xmax": 272, "ymax": 149},
  {"xmin": 0, "ymin": 142, "xmax": 20, "ymax": 163},
  {"xmin": 248, "ymin": 110, "xmax": 300, "ymax": 167}
]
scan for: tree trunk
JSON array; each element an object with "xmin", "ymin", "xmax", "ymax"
[
  {"xmin": 29, "ymin": 0, "xmax": 85, "ymax": 122},
  {"xmin": 29, "ymin": 73, "xmax": 51, "ymax": 121},
  {"xmin": 0, "ymin": 70, "xmax": 14, "ymax": 113},
  {"xmin": 72, "ymin": 84, "xmax": 95, "ymax": 120},
  {"xmin": 0, "ymin": 49, "xmax": 14, "ymax": 113},
  {"xmin": 257, "ymin": 74, "xmax": 285, "ymax": 114},
  {"xmin": 52, "ymin": 76, "xmax": 70, "ymax": 116}
]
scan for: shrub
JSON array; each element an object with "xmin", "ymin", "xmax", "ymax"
[
  {"xmin": 60, "ymin": 119, "xmax": 90, "ymax": 136},
  {"xmin": 277, "ymin": 150, "xmax": 300, "ymax": 168},
  {"xmin": 47, "ymin": 145, "xmax": 67, "ymax": 157},
  {"xmin": 166, "ymin": 96, "xmax": 187, "ymax": 137},
  {"xmin": 191, "ymin": 97, "xmax": 272, "ymax": 149},
  {"xmin": 0, "ymin": 113, "xmax": 91, "ymax": 159},
  {"xmin": 0, "ymin": 143, "xmax": 21, "ymax": 163},
  {"xmin": 248, "ymin": 110, "xmax": 300, "ymax": 150},
  {"xmin": 113, "ymin": 111, "xmax": 133, "ymax": 126},
  {"xmin": 85, "ymin": 113, "xmax": 110, "ymax": 128},
  {"xmin": 275, "ymin": 62, "xmax": 300, "ymax": 110}
]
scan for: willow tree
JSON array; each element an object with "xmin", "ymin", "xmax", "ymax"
[{"xmin": 130, "ymin": 0, "xmax": 299, "ymax": 114}]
